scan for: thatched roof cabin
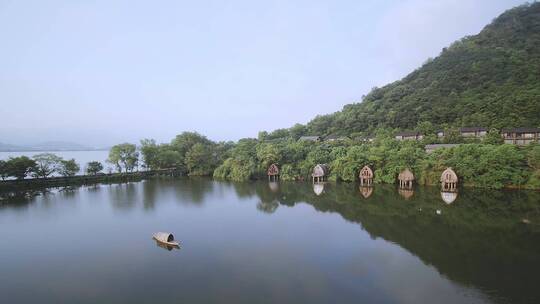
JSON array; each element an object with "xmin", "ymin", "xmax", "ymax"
[
  {"xmin": 441, "ymin": 167, "xmax": 458, "ymax": 191},
  {"xmin": 359, "ymin": 165, "xmax": 373, "ymax": 186},
  {"xmin": 398, "ymin": 169, "xmax": 414, "ymax": 181},
  {"xmin": 312, "ymin": 164, "xmax": 329, "ymax": 182},
  {"xmin": 267, "ymin": 164, "xmax": 279, "ymax": 176},
  {"xmin": 398, "ymin": 168, "xmax": 414, "ymax": 188}
]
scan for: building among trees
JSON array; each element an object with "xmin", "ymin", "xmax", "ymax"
[
  {"xmin": 299, "ymin": 136, "xmax": 322, "ymax": 142},
  {"xmin": 460, "ymin": 127, "xmax": 488, "ymax": 138},
  {"xmin": 395, "ymin": 132, "xmax": 423, "ymax": 141},
  {"xmin": 501, "ymin": 128, "xmax": 540, "ymax": 145}
]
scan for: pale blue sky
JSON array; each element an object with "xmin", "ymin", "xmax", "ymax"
[{"xmin": 0, "ymin": 0, "xmax": 524, "ymax": 146}]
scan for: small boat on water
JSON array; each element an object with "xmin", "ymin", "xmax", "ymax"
[{"xmin": 152, "ymin": 232, "xmax": 180, "ymax": 247}]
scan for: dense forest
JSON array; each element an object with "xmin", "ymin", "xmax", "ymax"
[{"xmin": 260, "ymin": 2, "xmax": 540, "ymax": 140}]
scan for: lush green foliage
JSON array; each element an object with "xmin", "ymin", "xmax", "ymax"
[
  {"xmin": 59, "ymin": 159, "xmax": 80, "ymax": 177},
  {"xmin": 86, "ymin": 161, "xmax": 104, "ymax": 175},
  {"xmin": 3, "ymin": 156, "xmax": 37, "ymax": 180},
  {"xmin": 108, "ymin": 143, "xmax": 139, "ymax": 172},
  {"xmin": 0, "ymin": 160, "xmax": 7, "ymax": 180},
  {"xmin": 140, "ymin": 132, "xmax": 233, "ymax": 176},
  {"xmin": 212, "ymin": 133, "xmax": 540, "ymax": 189}
]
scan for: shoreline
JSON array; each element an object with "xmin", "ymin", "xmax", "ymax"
[
  {"xmin": 0, "ymin": 169, "xmax": 180, "ymax": 191},
  {"xmin": 2, "ymin": 173, "xmax": 538, "ymax": 193}
]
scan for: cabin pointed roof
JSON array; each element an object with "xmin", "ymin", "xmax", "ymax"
[
  {"xmin": 398, "ymin": 168, "xmax": 414, "ymax": 181},
  {"xmin": 312, "ymin": 164, "xmax": 329, "ymax": 177},
  {"xmin": 441, "ymin": 167, "xmax": 458, "ymax": 183},
  {"xmin": 359, "ymin": 165, "xmax": 373, "ymax": 178},
  {"xmin": 267, "ymin": 163, "xmax": 279, "ymax": 175}
]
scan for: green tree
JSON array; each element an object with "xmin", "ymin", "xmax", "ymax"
[
  {"xmin": 528, "ymin": 145, "xmax": 540, "ymax": 170},
  {"xmin": 171, "ymin": 132, "xmax": 212, "ymax": 156},
  {"xmin": 58, "ymin": 159, "xmax": 80, "ymax": 177},
  {"xmin": 185, "ymin": 143, "xmax": 215, "ymax": 175},
  {"xmin": 86, "ymin": 161, "xmax": 104, "ymax": 175},
  {"xmin": 6, "ymin": 156, "xmax": 37, "ymax": 180},
  {"xmin": 0, "ymin": 160, "xmax": 8, "ymax": 180},
  {"xmin": 32, "ymin": 153, "xmax": 63, "ymax": 178},
  {"xmin": 156, "ymin": 149, "xmax": 184, "ymax": 170},
  {"xmin": 484, "ymin": 129, "xmax": 504, "ymax": 144},
  {"xmin": 108, "ymin": 143, "xmax": 139, "ymax": 172},
  {"xmin": 140, "ymin": 139, "xmax": 160, "ymax": 170}
]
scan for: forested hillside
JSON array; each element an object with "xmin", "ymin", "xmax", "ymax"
[{"xmin": 265, "ymin": 2, "xmax": 540, "ymax": 139}]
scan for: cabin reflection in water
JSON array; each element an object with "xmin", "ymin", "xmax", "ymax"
[
  {"xmin": 268, "ymin": 181, "xmax": 279, "ymax": 192},
  {"xmin": 359, "ymin": 186, "xmax": 373, "ymax": 198},
  {"xmin": 313, "ymin": 183, "xmax": 325, "ymax": 196},
  {"xmin": 441, "ymin": 191, "xmax": 458, "ymax": 204},
  {"xmin": 398, "ymin": 188, "xmax": 414, "ymax": 200}
]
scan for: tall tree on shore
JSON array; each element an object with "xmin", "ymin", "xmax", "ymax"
[
  {"xmin": 0, "ymin": 160, "xmax": 8, "ymax": 180},
  {"xmin": 86, "ymin": 161, "xmax": 104, "ymax": 175},
  {"xmin": 108, "ymin": 143, "xmax": 139, "ymax": 173},
  {"xmin": 59, "ymin": 159, "xmax": 80, "ymax": 177},
  {"xmin": 6, "ymin": 156, "xmax": 37, "ymax": 180},
  {"xmin": 32, "ymin": 153, "xmax": 63, "ymax": 178}
]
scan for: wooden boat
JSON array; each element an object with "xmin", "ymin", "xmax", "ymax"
[{"xmin": 152, "ymin": 232, "xmax": 180, "ymax": 247}]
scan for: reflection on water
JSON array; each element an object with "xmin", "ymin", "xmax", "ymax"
[
  {"xmin": 155, "ymin": 241, "xmax": 180, "ymax": 251},
  {"xmin": 398, "ymin": 188, "xmax": 414, "ymax": 200},
  {"xmin": 268, "ymin": 181, "xmax": 279, "ymax": 192},
  {"xmin": 359, "ymin": 185, "xmax": 373, "ymax": 198},
  {"xmin": 1, "ymin": 178, "xmax": 540, "ymax": 304},
  {"xmin": 313, "ymin": 182, "xmax": 325, "ymax": 196},
  {"xmin": 441, "ymin": 191, "xmax": 458, "ymax": 204}
]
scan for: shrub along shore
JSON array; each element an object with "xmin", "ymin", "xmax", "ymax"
[{"xmin": 1, "ymin": 131, "xmax": 539, "ymax": 190}]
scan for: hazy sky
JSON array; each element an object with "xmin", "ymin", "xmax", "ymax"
[{"xmin": 0, "ymin": 0, "xmax": 525, "ymax": 146}]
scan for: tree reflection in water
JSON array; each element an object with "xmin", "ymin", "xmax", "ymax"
[{"xmin": 1, "ymin": 179, "xmax": 540, "ymax": 303}]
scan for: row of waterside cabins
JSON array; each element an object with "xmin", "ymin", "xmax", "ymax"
[
  {"xmin": 299, "ymin": 127, "xmax": 540, "ymax": 145},
  {"xmin": 395, "ymin": 127, "xmax": 540, "ymax": 145},
  {"xmin": 267, "ymin": 164, "xmax": 459, "ymax": 191}
]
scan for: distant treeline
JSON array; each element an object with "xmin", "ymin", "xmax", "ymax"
[{"xmin": 0, "ymin": 154, "xmax": 104, "ymax": 180}]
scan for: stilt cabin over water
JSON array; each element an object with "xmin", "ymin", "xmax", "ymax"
[
  {"xmin": 267, "ymin": 164, "xmax": 279, "ymax": 181},
  {"xmin": 441, "ymin": 168, "xmax": 458, "ymax": 191},
  {"xmin": 398, "ymin": 169, "xmax": 414, "ymax": 188},
  {"xmin": 312, "ymin": 164, "xmax": 329, "ymax": 183},
  {"xmin": 359, "ymin": 166, "xmax": 373, "ymax": 186}
]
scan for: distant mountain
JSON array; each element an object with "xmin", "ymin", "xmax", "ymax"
[
  {"xmin": 0, "ymin": 142, "xmax": 26, "ymax": 152},
  {"xmin": 28, "ymin": 141, "xmax": 93, "ymax": 151},
  {"xmin": 0, "ymin": 141, "xmax": 101, "ymax": 152},
  {"xmin": 281, "ymin": 2, "xmax": 540, "ymax": 138}
]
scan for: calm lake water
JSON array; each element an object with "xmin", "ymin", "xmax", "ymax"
[{"xmin": 1, "ymin": 179, "xmax": 539, "ymax": 304}]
